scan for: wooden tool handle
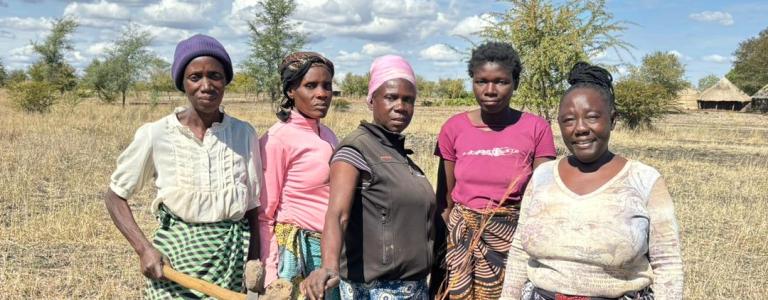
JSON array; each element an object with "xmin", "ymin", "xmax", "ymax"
[{"xmin": 162, "ymin": 265, "xmax": 246, "ymax": 300}]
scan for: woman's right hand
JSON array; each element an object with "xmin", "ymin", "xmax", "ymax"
[
  {"xmin": 138, "ymin": 246, "xmax": 164, "ymax": 279},
  {"xmin": 300, "ymin": 268, "xmax": 340, "ymax": 300}
]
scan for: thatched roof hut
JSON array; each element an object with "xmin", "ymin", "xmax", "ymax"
[
  {"xmin": 751, "ymin": 84, "xmax": 768, "ymax": 113},
  {"xmin": 676, "ymin": 88, "xmax": 700, "ymax": 110},
  {"xmin": 698, "ymin": 77, "xmax": 751, "ymax": 111}
]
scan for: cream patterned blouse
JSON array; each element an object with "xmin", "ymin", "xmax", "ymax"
[
  {"xmin": 109, "ymin": 107, "xmax": 262, "ymax": 223},
  {"xmin": 501, "ymin": 159, "xmax": 683, "ymax": 300}
]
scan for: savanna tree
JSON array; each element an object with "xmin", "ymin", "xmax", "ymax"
[
  {"xmin": 614, "ymin": 51, "xmax": 687, "ymax": 130},
  {"xmin": 0, "ymin": 58, "xmax": 7, "ymax": 87},
  {"xmin": 30, "ymin": 17, "xmax": 79, "ymax": 94},
  {"xmin": 84, "ymin": 24, "xmax": 157, "ymax": 105},
  {"xmin": 243, "ymin": 0, "xmax": 306, "ymax": 102},
  {"xmin": 481, "ymin": 0, "xmax": 630, "ymax": 121},
  {"xmin": 698, "ymin": 74, "xmax": 720, "ymax": 92},
  {"xmin": 416, "ymin": 75, "xmax": 437, "ymax": 99},
  {"xmin": 83, "ymin": 58, "xmax": 119, "ymax": 102},
  {"xmin": 339, "ymin": 72, "xmax": 370, "ymax": 98},
  {"xmin": 726, "ymin": 27, "xmax": 768, "ymax": 95},
  {"xmin": 634, "ymin": 51, "xmax": 690, "ymax": 98},
  {"xmin": 437, "ymin": 78, "xmax": 468, "ymax": 99},
  {"xmin": 228, "ymin": 71, "xmax": 259, "ymax": 101}
]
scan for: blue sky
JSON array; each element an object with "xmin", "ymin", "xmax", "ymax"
[{"xmin": 1, "ymin": 0, "xmax": 766, "ymax": 87}]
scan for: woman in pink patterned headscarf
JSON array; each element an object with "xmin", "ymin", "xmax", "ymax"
[{"xmin": 301, "ymin": 55, "xmax": 436, "ymax": 300}]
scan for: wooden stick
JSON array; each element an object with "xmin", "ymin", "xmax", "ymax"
[{"xmin": 162, "ymin": 265, "xmax": 246, "ymax": 300}]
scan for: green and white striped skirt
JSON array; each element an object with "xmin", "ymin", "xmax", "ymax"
[{"xmin": 145, "ymin": 205, "xmax": 250, "ymax": 299}]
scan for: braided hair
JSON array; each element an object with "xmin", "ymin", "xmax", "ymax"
[
  {"xmin": 564, "ymin": 62, "xmax": 616, "ymax": 114},
  {"xmin": 276, "ymin": 52, "xmax": 335, "ymax": 122}
]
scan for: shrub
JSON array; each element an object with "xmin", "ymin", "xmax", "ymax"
[
  {"xmin": 333, "ymin": 98, "xmax": 351, "ymax": 112},
  {"xmin": 440, "ymin": 96, "xmax": 476, "ymax": 106},
  {"xmin": 8, "ymin": 81, "xmax": 57, "ymax": 113},
  {"xmin": 614, "ymin": 78, "xmax": 677, "ymax": 130}
]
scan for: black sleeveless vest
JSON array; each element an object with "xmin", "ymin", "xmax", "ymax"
[{"xmin": 336, "ymin": 121, "xmax": 436, "ymax": 283}]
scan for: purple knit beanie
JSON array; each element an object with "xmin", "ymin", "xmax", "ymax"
[{"xmin": 171, "ymin": 34, "xmax": 233, "ymax": 92}]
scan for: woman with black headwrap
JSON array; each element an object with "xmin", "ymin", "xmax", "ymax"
[
  {"xmin": 258, "ymin": 51, "xmax": 341, "ymax": 299},
  {"xmin": 500, "ymin": 62, "xmax": 683, "ymax": 300}
]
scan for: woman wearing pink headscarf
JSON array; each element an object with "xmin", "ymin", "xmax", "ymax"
[{"xmin": 301, "ymin": 55, "xmax": 435, "ymax": 300}]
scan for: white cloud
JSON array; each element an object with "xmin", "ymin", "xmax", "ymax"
[
  {"xmin": 136, "ymin": 24, "xmax": 192, "ymax": 45},
  {"xmin": 64, "ymin": 0, "xmax": 130, "ymax": 20},
  {"xmin": 142, "ymin": 0, "xmax": 215, "ymax": 29},
  {"xmin": 418, "ymin": 12, "xmax": 453, "ymax": 39},
  {"xmin": 449, "ymin": 13, "xmax": 493, "ymax": 37},
  {"xmin": 86, "ymin": 42, "xmax": 113, "ymax": 56},
  {"xmin": 0, "ymin": 17, "xmax": 53, "ymax": 31},
  {"xmin": 689, "ymin": 11, "xmax": 734, "ymax": 26},
  {"xmin": 294, "ymin": 0, "xmax": 370, "ymax": 26},
  {"xmin": 361, "ymin": 43, "xmax": 398, "ymax": 56},
  {"xmin": 433, "ymin": 61, "xmax": 462, "ymax": 67},
  {"xmin": 7, "ymin": 45, "xmax": 36, "ymax": 65},
  {"xmin": 701, "ymin": 54, "xmax": 734, "ymax": 63},
  {"xmin": 0, "ymin": 30, "xmax": 15, "ymax": 39},
  {"xmin": 333, "ymin": 16, "xmax": 408, "ymax": 41},
  {"xmin": 373, "ymin": 0, "xmax": 438, "ymax": 19},
  {"xmin": 336, "ymin": 50, "xmax": 366, "ymax": 63},
  {"xmin": 279, "ymin": 0, "xmax": 453, "ymax": 42},
  {"xmin": 419, "ymin": 44, "xmax": 462, "ymax": 61},
  {"xmin": 668, "ymin": 50, "xmax": 693, "ymax": 61}
]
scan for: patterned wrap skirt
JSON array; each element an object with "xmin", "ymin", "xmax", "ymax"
[
  {"xmin": 145, "ymin": 205, "xmax": 249, "ymax": 299},
  {"xmin": 446, "ymin": 203, "xmax": 520, "ymax": 300},
  {"xmin": 522, "ymin": 282, "xmax": 655, "ymax": 300},
  {"xmin": 275, "ymin": 222, "xmax": 340, "ymax": 300},
  {"xmin": 339, "ymin": 278, "xmax": 429, "ymax": 300}
]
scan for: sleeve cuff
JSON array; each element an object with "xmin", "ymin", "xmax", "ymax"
[{"xmin": 109, "ymin": 183, "xmax": 131, "ymax": 200}]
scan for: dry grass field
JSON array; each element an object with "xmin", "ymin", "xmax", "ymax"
[{"xmin": 1, "ymin": 91, "xmax": 767, "ymax": 299}]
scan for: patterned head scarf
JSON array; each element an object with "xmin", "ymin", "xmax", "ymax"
[
  {"xmin": 276, "ymin": 51, "xmax": 335, "ymax": 121},
  {"xmin": 367, "ymin": 55, "xmax": 417, "ymax": 104},
  {"xmin": 279, "ymin": 51, "xmax": 335, "ymax": 99}
]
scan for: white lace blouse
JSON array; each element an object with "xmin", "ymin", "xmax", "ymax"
[{"xmin": 109, "ymin": 107, "xmax": 262, "ymax": 223}]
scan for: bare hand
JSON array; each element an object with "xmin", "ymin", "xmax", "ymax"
[
  {"xmin": 138, "ymin": 246, "xmax": 164, "ymax": 279},
  {"xmin": 300, "ymin": 268, "xmax": 340, "ymax": 300}
]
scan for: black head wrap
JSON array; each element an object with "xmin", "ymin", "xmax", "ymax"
[
  {"xmin": 564, "ymin": 62, "xmax": 615, "ymax": 113},
  {"xmin": 276, "ymin": 52, "xmax": 335, "ymax": 122}
]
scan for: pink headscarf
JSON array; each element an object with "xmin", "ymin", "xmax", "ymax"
[{"xmin": 366, "ymin": 55, "xmax": 417, "ymax": 104}]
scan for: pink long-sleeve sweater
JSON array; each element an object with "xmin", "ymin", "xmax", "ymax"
[{"xmin": 258, "ymin": 110, "xmax": 338, "ymax": 286}]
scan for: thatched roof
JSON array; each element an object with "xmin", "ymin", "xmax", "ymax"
[
  {"xmin": 699, "ymin": 77, "xmax": 751, "ymax": 102},
  {"xmin": 676, "ymin": 88, "xmax": 699, "ymax": 110},
  {"xmin": 752, "ymin": 84, "xmax": 768, "ymax": 100}
]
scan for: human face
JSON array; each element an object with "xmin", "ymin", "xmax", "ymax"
[
  {"xmin": 472, "ymin": 62, "xmax": 516, "ymax": 114},
  {"xmin": 557, "ymin": 88, "xmax": 616, "ymax": 164},
  {"xmin": 289, "ymin": 66, "xmax": 333, "ymax": 119},
  {"xmin": 183, "ymin": 56, "xmax": 226, "ymax": 114},
  {"xmin": 369, "ymin": 79, "xmax": 416, "ymax": 133}
]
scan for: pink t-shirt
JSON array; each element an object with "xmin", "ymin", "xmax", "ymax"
[
  {"xmin": 435, "ymin": 111, "xmax": 556, "ymax": 210},
  {"xmin": 258, "ymin": 110, "xmax": 338, "ymax": 285}
]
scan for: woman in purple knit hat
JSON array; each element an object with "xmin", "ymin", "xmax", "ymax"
[{"xmin": 104, "ymin": 34, "xmax": 263, "ymax": 299}]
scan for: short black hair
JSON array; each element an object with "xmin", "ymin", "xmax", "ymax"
[
  {"xmin": 564, "ymin": 62, "xmax": 616, "ymax": 114},
  {"xmin": 467, "ymin": 41, "xmax": 522, "ymax": 88}
]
